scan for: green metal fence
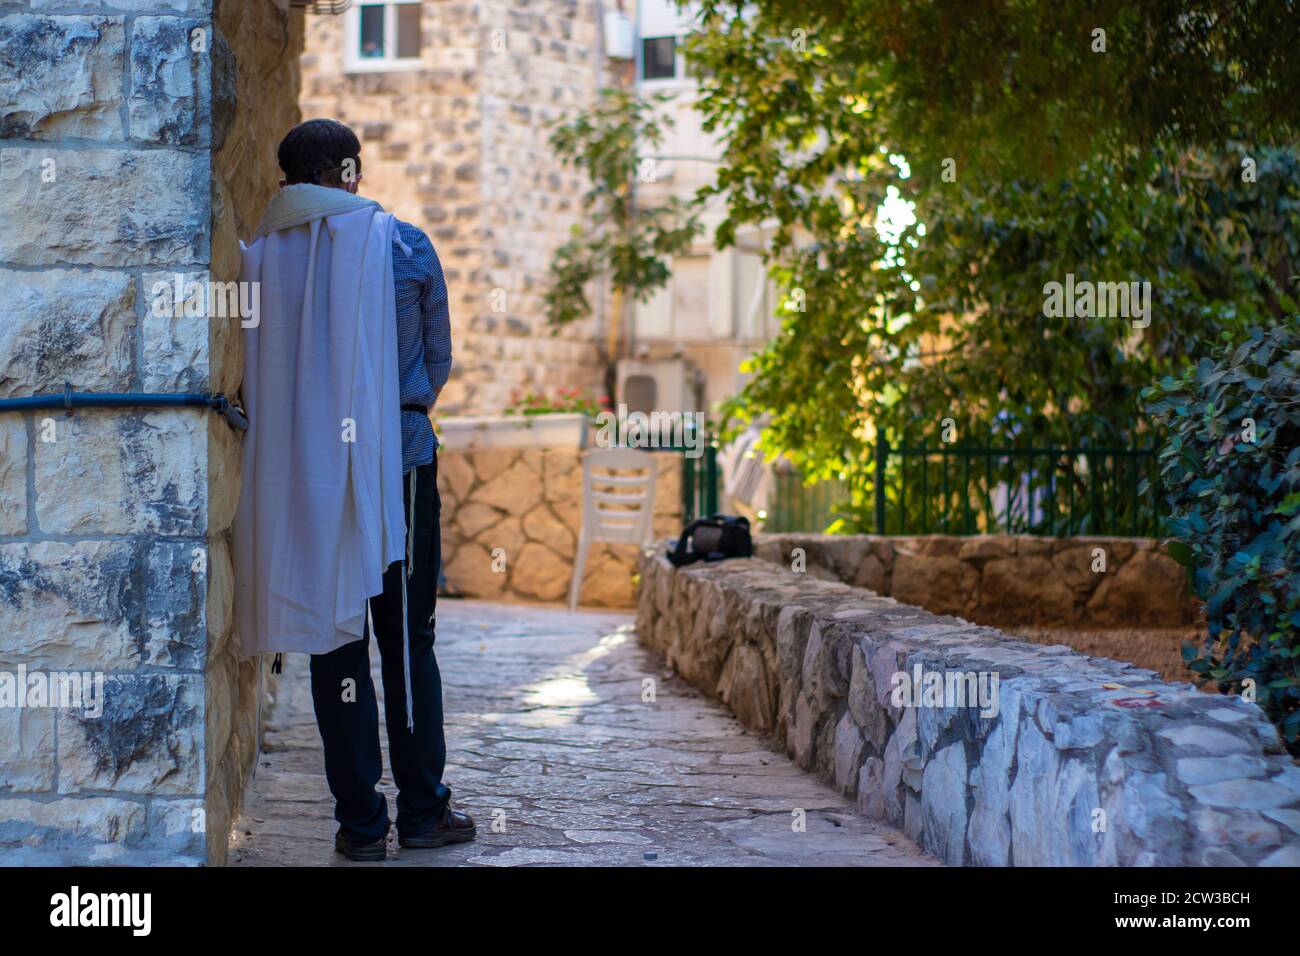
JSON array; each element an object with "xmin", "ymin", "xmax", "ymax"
[
  {"xmin": 679, "ymin": 436, "xmax": 720, "ymax": 523},
  {"xmin": 872, "ymin": 428, "xmax": 1161, "ymax": 536},
  {"xmin": 680, "ymin": 420, "xmax": 1162, "ymax": 536}
]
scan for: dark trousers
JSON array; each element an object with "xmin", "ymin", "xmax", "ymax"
[{"xmin": 309, "ymin": 458, "xmax": 449, "ymax": 841}]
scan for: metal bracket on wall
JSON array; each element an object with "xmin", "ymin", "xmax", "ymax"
[{"xmin": 0, "ymin": 385, "xmax": 249, "ymax": 431}]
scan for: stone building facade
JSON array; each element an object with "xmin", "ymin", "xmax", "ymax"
[
  {"xmin": 298, "ymin": 0, "xmax": 611, "ymax": 416},
  {"xmin": 0, "ymin": 0, "xmax": 303, "ymax": 864}
]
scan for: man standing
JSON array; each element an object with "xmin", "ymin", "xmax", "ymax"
[{"xmin": 234, "ymin": 119, "xmax": 475, "ymax": 861}]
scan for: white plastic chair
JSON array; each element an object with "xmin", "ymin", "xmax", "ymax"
[{"xmin": 568, "ymin": 447, "xmax": 658, "ymax": 611}]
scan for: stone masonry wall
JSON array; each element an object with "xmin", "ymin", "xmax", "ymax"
[
  {"xmin": 753, "ymin": 533, "xmax": 1195, "ymax": 628},
  {"xmin": 753, "ymin": 533, "xmax": 1200, "ymax": 682},
  {"xmin": 0, "ymin": 0, "xmax": 301, "ymax": 864},
  {"xmin": 637, "ymin": 555, "xmax": 1300, "ymax": 866},
  {"xmin": 439, "ymin": 446, "xmax": 680, "ymax": 607},
  {"xmin": 299, "ymin": 0, "xmax": 607, "ymax": 417}
]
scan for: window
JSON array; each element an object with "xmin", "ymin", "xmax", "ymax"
[
  {"xmin": 641, "ymin": 36, "xmax": 677, "ymax": 81},
  {"xmin": 346, "ymin": 1, "xmax": 422, "ymax": 72},
  {"xmin": 638, "ymin": 0, "xmax": 697, "ymax": 83},
  {"xmin": 395, "ymin": 3, "xmax": 421, "ymax": 58},
  {"xmin": 359, "ymin": 5, "xmax": 384, "ymax": 58}
]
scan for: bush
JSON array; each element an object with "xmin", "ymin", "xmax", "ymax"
[{"xmin": 1142, "ymin": 324, "xmax": 1300, "ymax": 749}]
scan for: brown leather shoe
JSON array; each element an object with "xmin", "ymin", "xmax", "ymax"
[{"xmin": 398, "ymin": 806, "xmax": 477, "ymax": 849}]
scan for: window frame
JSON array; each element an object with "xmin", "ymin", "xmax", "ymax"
[
  {"xmin": 637, "ymin": 34, "xmax": 691, "ymax": 90},
  {"xmin": 343, "ymin": 0, "xmax": 424, "ymax": 74}
]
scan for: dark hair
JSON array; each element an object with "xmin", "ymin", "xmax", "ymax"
[{"xmin": 277, "ymin": 118, "xmax": 362, "ymax": 187}]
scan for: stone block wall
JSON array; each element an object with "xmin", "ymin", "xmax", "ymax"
[
  {"xmin": 637, "ymin": 555, "xmax": 1300, "ymax": 866},
  {"xmin": 299, "ymin": 0, "xmax": 608, "ymax": 417},
  {"xmin": 439, "ymin": 446, "xmax": 681, "ymax": 607},
  {"xmin": 752, "ymin": 533, "xmax": 1201, "ymax": 681},
  {"xmin": 0, "ymin": 0, "xmax": 302, "ymax": 864},
  {"xmin": 754, "ymin": 533, "xmax": 1195, "ymax": 628}
]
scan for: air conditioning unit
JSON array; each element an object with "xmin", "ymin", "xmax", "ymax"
[
  {"xmin": 603, "ymin": 11, "xmax": 634, "ymax": 60},
  {"xmin": 616, "ymin": 358, "xmax": 699, "ymax": 415}
]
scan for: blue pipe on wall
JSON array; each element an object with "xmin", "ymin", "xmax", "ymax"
[{"xmin": 0, "ymin": 386, "xmax": 248, "ymax": 430}]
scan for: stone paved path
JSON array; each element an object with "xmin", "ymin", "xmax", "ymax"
[{"xmin": 229, "ymin": 600, "xmax": 937, "ymax": 867}]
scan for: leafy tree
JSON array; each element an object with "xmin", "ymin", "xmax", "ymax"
[
  {"xmin": 683, "ymin": 0, "xmax": 1298, "ymax": 533},
  {"xmin": 732, "ymin": 0, "xmax": 1300, "ymax": 183},
  {"xmin": 545, "ymin": 88, "xmax": 701, "ymax": 328}
]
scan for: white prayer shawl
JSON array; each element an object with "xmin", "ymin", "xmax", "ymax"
[{"xmin": 234, "ymin": 185, "xmax": 407, "ymax": 668}]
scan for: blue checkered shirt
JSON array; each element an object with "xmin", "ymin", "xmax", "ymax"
[{"xmin": 393, "ymin": 220, "xmax": 452, "ymax": 472}]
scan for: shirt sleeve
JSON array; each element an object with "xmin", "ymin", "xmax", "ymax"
[
  {"xmin": 421, "ymin": 239, "xmax": 452, "ymax": 391},
  {"xmin": 393, "ymin": 223, "xmax": 453, "ymax": 395}
]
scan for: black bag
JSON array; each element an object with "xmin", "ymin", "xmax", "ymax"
[{"xmin": 666, "ymin": 515, "xmax": 753, "ymax": 567}]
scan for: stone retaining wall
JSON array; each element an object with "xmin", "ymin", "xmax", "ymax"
[
  {"xmin": 754, "ymin": 533, "xmax": 1196, "ymax": 627},
  {"xmin": 439, "ymin": 446, "xmax": 681, "ymax": 608},
  {"xmin": 636, "ymin": 554, "xmax": 1300, "ymax": 865}
]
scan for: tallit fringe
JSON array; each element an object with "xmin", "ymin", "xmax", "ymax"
[{"xmin": 402, "ymin": 466, "xmax": 416, "ymax": 732}]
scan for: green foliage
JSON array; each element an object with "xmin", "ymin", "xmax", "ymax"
[
  {"xmin": 737, "ymin": 0, "xmax": 1300, "ymax": 183},
  {"xmin": 683, "ymin": 1, "xmax": 1300, "ymax": 531},
  {"xmin": 1143, "ymin": 325, "xmax": 1300, "ymax": 748},
  {"xmin": 545, "ymin": 88, "xmax": 702, "ymax": 327}
]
